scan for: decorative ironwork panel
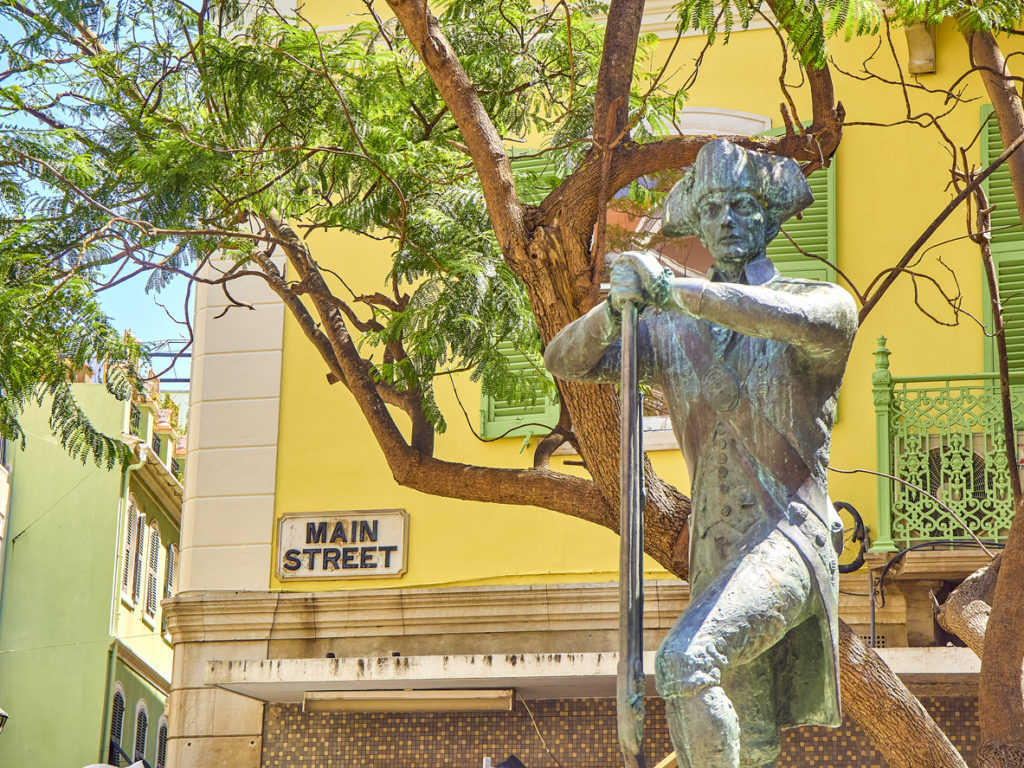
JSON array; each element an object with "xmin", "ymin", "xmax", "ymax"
[{"xmin": 888, "ymin": 377, "xmax": 1023, "ymax": 547}]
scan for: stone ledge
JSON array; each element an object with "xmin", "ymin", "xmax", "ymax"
[
  {"xmin": 865, "ymin": 548, "xmax": 994, "ymax": 581},
  {"xmin": 165, "ymin": 581, "xmax": 692, "ymax": 643},
  {"xmin": 166, "ymin": 575, "xmax": 917, "ymax": 647}
]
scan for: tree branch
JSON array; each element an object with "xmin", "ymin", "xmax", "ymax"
[
  {"xmin": 859, "ymin": 128, "xmax": 1024, "ymax": 322},
  {"xmin": 592, "ymin": 0, "xmax": 645, "ymax": 144},
  {"xmin": 384, "ymin": 0, "xmax": 527, "ymax": 258},
  {"xmin": 261, "ymin": 215, "xmax": 614, "ymax": 521},
  {"xmin": 838, "ymin": 621, "xmax": 969, "ymax": 768},
  {"xmin": 936, "ymin": 555, "xmax": 1000, "ymax": 659},
  {"xmin": 538, "ymin": 130, "xmax": 844, "ymax": 231}
]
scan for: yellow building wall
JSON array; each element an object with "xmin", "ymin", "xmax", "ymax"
[{"xmin": 269, "ymin": 11, "xmax": 1005, "ymax": 590}]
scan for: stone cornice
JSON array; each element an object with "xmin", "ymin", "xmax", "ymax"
[
  {"xmin": 638, "ymin": 0, "xmax": 773, "ymax": 39},
  {"xmin": 315, "ymin": 2, "xmax": 774, "ymax": 39},
  {"xmin": 133, "ymin": 442, "xmax": 183, "ymax": 523},
  {"xmin": 165, "ymin": 568, "xmax": 929, "ymax": 646},
  {"xmin": 165, "ymin": 581, "xmax": 691, "ymax": 644}
]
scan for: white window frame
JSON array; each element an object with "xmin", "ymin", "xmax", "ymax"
[
  {"xmin": 121, "ymin": 497, "xmax": 139, "ymax": 604},
  {"xmin": 133, "ymin": 700, "xmax": 148, "ymax": 763},
  {"xmin": 144, "ymin": 522, "xmax": 161, "ymax": 622}
]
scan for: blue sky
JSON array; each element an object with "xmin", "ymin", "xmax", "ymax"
[
  {"xmin": 98, "ymin": 270, "xmax": 192, "ymax": 343},
  {"xmin": 98, "ymin": 270, "xmax": 193, "ymax": 382}
]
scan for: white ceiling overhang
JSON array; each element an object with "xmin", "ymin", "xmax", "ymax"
[{"xmin": 207, "ymin": 646, "xmax": 979, "ymax": 703}]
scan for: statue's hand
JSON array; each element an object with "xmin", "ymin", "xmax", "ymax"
[{"xmin": 609, "ymin": 251, "xmax": 665, "ymax": 314}]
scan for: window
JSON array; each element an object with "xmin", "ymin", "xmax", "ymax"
[
  {"xmin": 156, "ymin": 717, "xmax": 168, "ymax": 768},
  {"xmin": 981, "ymin": 105, "xmax": 1024, "ymax": 382},
  {"xmin": 132, "ymin": 512, "xmax": 146, "ymax": 605},
  {"xmin": 108, "ymin": 686, "xmax": 125, "ymax": 764},
  {"xmin": 162, "ymin": 544, "xmax": 177, "ymax": 635},
  {"xmin": 765, "ymin": 165, "xmax": 836, "ymax": 282},
  {"xmin": 510, "ymin": 150, "xmax": 560, "ymax": 206},
  {"xmin": 476, "ymin": 153, "xmax": 563, "ymax": 442},
  {"xmin": 122, "ymin": 499, "xmax": 138, "ymax": 600},
  {"xmin": 479, "ymin": 341, "xmax": 559, "ymax": 440},
  {"xmin": 165, "ymin": 544, "xmax": 176, "ymax": 598},
  {"xmin": 133, "ymin": 702, "xmax": 148, "ymax": 762},
  {"xmin": 145, "ymin": 524, "xmax": 161, "ymax": 618}
]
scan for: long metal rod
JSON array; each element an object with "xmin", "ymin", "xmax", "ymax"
[{"xmin": 616, "ymin": 301, "xmax": 646, "ymax": 768}]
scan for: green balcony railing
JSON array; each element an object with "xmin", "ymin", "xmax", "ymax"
[{"xmin": 872, "ymin": 336, "xmax": 1022, "ymax": 551}]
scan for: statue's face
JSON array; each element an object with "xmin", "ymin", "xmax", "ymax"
[{"xmin": 696, "ymin": 188, "xmax": 767, "ymax": 268}]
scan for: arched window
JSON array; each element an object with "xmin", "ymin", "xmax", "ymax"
[
  {"xmin": 133, "ymin": 702, "xmax": 148, "ymax": 762},
  {"xmin": 145, "ymin": 523, "xmax": 161, "ymax": 618},
  {"xmin": 121, "ymin": 499, "xmax": 138, "ymax": 599},
  {"xmin": 156, "ymin": 717, "xmax": 168, "ymax": 768},
  {"xmin": 132, "ymin": 512, "xmax": 146, "ymax": 604},
  {"xmin": 108, "ymin": 685, "xmax": 125, "ymax": 764}
]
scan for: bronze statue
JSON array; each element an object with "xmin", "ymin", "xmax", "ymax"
[{"xmin": 544, "ymin": 140, "xmax": 857, "ymax": 768}]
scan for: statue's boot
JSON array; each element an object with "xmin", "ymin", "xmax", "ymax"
[{"xmin": 664, "ymin": 686, "xmax": 740, "ymax": 768}]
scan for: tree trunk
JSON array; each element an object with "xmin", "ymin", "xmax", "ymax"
[
  {"xmin": 838, "ymin": 622, "xmax": 969, "ymax": 768},
  {"xmin": 936, "ymin": 556, "xmax": 1000, "ymax": 659},
  {"xmin": 965, "ymin": 30, "xmax": 1024, "ymax": 225},
  {"xmin": 321, "ymin": 4, "xmax": 971, "ymax": 765},
  {"xmin": 961, "ymin": 29, "xmax": 1024, "ymax": 767}
]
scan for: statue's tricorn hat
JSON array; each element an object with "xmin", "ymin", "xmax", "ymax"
[{"xmin": 662, "ymin": 139, "xmax": 814, "ymax": 246}]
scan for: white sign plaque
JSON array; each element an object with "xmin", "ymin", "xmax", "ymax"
[{"xmin": 277, "ymin": 509, "xmax": 408, "ymax": 580}]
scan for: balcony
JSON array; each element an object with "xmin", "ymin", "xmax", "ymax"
[{"xmin": 872, "ymin": 336, "xmax": 1020, "ymax": 552}]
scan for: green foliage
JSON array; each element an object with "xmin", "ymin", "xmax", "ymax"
[
  {"xmin": 3, "ymin": 0, "xmax": 634, "ymax": 432},
  {"xmin": 0, "ymin": 0, "xmax": 861, "ymax": 438},
  {"xmin": 885, "ymin": 0, "xmax": 1023, "ymax": 30},
  {"xmin": 0, "ymin": 244, "xmax": 143, "ymax": 467},
  {"xmin": 671, "ymin": 0, "xmax": 880, "ymax": 66}
]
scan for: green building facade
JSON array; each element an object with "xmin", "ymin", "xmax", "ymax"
[{"xmin": 0, "ymin": 382, "xmax": 183, "ymax": 768}]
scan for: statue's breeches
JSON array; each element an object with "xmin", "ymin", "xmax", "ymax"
[{"xmin": 655, "ymin": 530, "xmax": 816, "ymax": 768}]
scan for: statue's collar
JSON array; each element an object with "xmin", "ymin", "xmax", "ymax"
[{"xmin": 707, "ymin": 256, "xmax": 778, "ymax": 286}]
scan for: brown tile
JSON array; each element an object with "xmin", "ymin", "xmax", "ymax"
[{"xmin": 259, "ymin": 695, "xmax": 978, "ymax": 767}]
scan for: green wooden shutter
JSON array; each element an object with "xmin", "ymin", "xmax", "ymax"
[
  {"xmin": 511, "ymin": 151, "xmax": 559, "ymax": 206},
  {"xmin": 480, "ymin": 341, "xmax": 559, "ymax": 439},
  {"xmin": 760, "ymin": 126, "xmax": 837, "ymax": 282},
  {"xmin": 981, "ymin": 106, "xmax": 1024, "ymax": 382},
  {"xmin": 765, "ymin": 165, "xmax": 837, "ymax": 282},
  {"xmin": 981, "ymin": 106, "xmax": 1024, "ymax": 249}
]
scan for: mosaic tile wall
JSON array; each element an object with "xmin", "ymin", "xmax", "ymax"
[{"xmin": 262, "ymin": 695, "xmax": 978, "ymax": 768}]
